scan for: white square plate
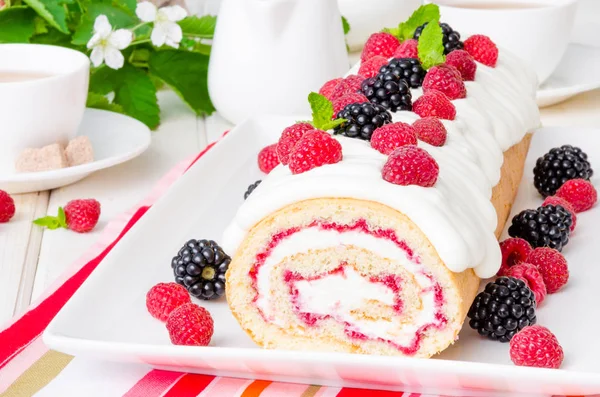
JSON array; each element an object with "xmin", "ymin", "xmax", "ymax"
[{"xmin": 44, "ymin": 117, "xmax": 600, "ymax": 397}]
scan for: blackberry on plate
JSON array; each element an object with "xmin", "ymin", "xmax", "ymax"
[
  {"xmin": 334, "ymin": 102, "xmax": 393, "ymax": 141},
  {"xmin": 378, "ymin": 57, "xmax": 426, "ymax": 89},
  {"xmin": 468, "ymin": 276, "xmax": 537, "ymax": 342},
  {"xmin": 508, "ymin": 205, "xmax": 572, "ymax": 252},
  {"xmin": 244, "ymin": 180, "xmax": 261, "ymax": 199},
  {"xmin": 361, "ymin": 75, "xmax": 412, "ymax": 113},
  {"xmin": 172, "ymin": 239, "xmax": 230, "ymax": 300},
  {"xmin": 414, "ymin": 22, "xmax": 463, "ymax": 54},
  {"xmin": 533, "ymin": 145, "xmax": 593, "ymax": 197}
]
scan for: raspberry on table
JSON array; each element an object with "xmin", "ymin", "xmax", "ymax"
[
  {"xmin": 498, "ymin": 237, "xmax": 532, "ymax": 277},
  {"xmin": 319, "ymin": 78, "xmax": 343, "ymax": 100},
  {"xmin": 533, "ymin": 145, "xmax": 593, "ymax": 197},
  {"xmin": 542, "ymin": 196, "xmax": 577, "ymax": 231},
  {"xmin": 361, "ymin": 32, "xmax": 400, "ymax": 62},
  {"xmin": 508, "ymin": 205, "xmax": 572, "ymax": 252},
  {"xmin": 0, "ymin": 190, "xmax": 16, "ymax": 223},
  {"xmin": 329, "ymin": 75, "xmax": 365, "ymax": 101},
  {"xmin": 422, "ymin": 64, "xmax": 466, "ymax": 100},
  {"xmin": 276, "ymin": 123, "xmax": 314, "ymax": 165},
  {"xmin": 445, "ymin": 50, "xmax": 477, "ymax": 81},
  {"xmin": 382, "ymin": 145, "xmax": 439, "ymax": 187},
  {"xmin": 412, "ymin": 117, "xmax": 447, "ymax": 147},
  {"xmin": 257, "ymin": 144, "xmax": 280, "ymax": 174},
  {"xmin": 288, "ymin": 130, "xmax": 343, "ymax": 174},
  {"xmin": 526, "ymin": 247, "xmax": 569, "ymax": 294},
  {"xmin": 505, "ymin": 263, "xmax": 547, "ymax": 307},
  {"xmin": 244, "ymin": 180, "xmax": 261, "ymax": 200},
  {"xmin": 64, "ymin": 199, "xmax": 101, "ymax": 233},
  {"xmin": 413, "ymin": 90, "xmax": 456, "ymax": 120},
  {"xmin": 334, "ymin": 102, "xmax": 392, "ymax": 141},
  {"xmin": 166, "ymin": 303, "xmax": 214, "ymax": 346},
  {"xmin": 332, "ymin": 93, "xmax": 369, "ymax": 117},
  {"xmin": 370, "ymin": 122, "xmax": 418, "ymax": 155},
  {"xmin": 509, "ymin": 325, "xmax": 564, "ymax": 369},
  {"xmin": 393, "ymin": 39, "xmax": 418, "ymax": 59},
  {"xmin": 358, "ymin": 55, "xmax": 388, "ymax": 78},
  {"xmin": 414, "ymin": 22, "xmax": 463, "ymax": 55},
  {"xmin": 146, "ymin": 282, "xmax": 191, "ymax": 322},
  {"xmin": 464, "ymin": 34, "xmax": 498, "ymax": 67},
  {"xmin": 556, "ymin": 178, "xmax": 597, "ymax": 213}
]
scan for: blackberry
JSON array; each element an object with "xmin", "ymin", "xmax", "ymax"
[
  {"xmin": 361, "ymin": 76, "xmax": 412, "ymax": 113},
  {"xmin": 468, "ymin": 277, "xmax": 537, "ymax": 342},
  {"xmin": 533, "ymin": 145, "xmax": 593, "ymax": 197},
  {"xmin": 414, "ymin": 22, "xmax": 463, "ymax": 54},
  {"xmin": 172, "ymin": 239, "xmax": 230, "ymax": 300},
  {"xmin": 379, "ymin": 57, "xmax": 426, "ymax": 89},
  {"xmin": 508, "ymin": 205, "xmax": 572, "ymax": 252},
  {"xmin": 244, "ymin": 180, "xmax": 261, "ymax": 199},
  {"xmin": 333, "ymin": 102, "xmax": 392, "ymax": 141}
]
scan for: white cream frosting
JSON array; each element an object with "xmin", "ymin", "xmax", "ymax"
[
  {"xmin": 222, "ymin": 47, "xmax": 540, "ymax": 279},
  {"xmin": 258, "ymin": 227, "xmax": 441, "ymax": 345}
]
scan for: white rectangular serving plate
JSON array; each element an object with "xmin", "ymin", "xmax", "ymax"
[{"xmin": 45, "ymin": 117, "xmax": 600, "ymax": 397}]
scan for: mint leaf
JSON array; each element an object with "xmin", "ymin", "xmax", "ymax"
[
  {"xmin": 24, "ymin": 0, "xmax": 74, "ymax": 34},
  {"xmin": 33, "ymin": 207, "xmax": 67, "ymax": 230},
  {"xmin": 341, "ymin": 16, "xmax": 350, "ymax": 35},
  {"xmin": 308, "ymin": 92, "xmax": 334, "ymax": 130},
  {"xmin": 72, "ymin": 3, "xmax": 137, "ymax": 45},
  {"xmin": 417, "ymin": 21, "xmax": 445, "ymax": 69},
  {"xmin": 114, "ymin": 65, "xmax": 160, "ymax": 129},
  {"xmin": 178, "ymin": 15, "xmax": 217, "ymax": 38},
  {"xmin": 320, "ymin": 118, "xmax": 347, "ymax": 131},
  {"xmin": 382, "ymin": 26, "xmax": 400, "ymax": 38},
  {"xmin": 0, "ymin": 7, "xmax": 36, "ymax": 43},
  {"xmin": 149, "ymin": 50, "xmax": 215, "ymax": 116},
  {"xmin": 397, "ymin": 4, "xmax": 440, "ymax": 41},
  {"xmin": 86, "ymin": 92, "xmax": 124, "ymax": 113}
]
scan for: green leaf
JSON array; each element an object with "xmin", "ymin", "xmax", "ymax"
[
  {"xmin": 149, "ymin": 50, "xmax": 215, "ymax": 116},
  {"xmin": 396, "ymin": 4, "xmax": 440, "ymax": 41},
  {"xmin": 417, "ymin": 21, "xmax": 445, "ymax": 70},
  {"xmin": 24, "ymin": 0, "xmax": 74, "ymax": 34},
  {"xmin": 307, "ymin": 92, "xmax": 334, "ymax": 130},
  {"xmin": 33, "ymin": 207, "xmax": 68, "ymax": 230},
  {"xmin": 72, "ymin": 3, "xmax": 137, "ymax": 45},
  {"xmin": 33, "ymin": 16, "xmax": 49, "ymax": 35},
  {"xmin": 0, "ymin": 7, "xmax": 36, "ymax": 43},
  {"xmin": 29, "ymin": 27, "xmax": 74, "ymax": 47},
  {"xmin": 89, "ymin": 66, "xmax": 118, "ymax": 95},
  {"xmin": 341, "ymin": 16, "xmax": 350, "ymax": 35},
  {"xmin": 86, "ymin": 92, "xmax": 124, "ymax": 113},
  {"xmin": 57, "ymin": 207, "xmax": 66, "ymax": 225},
  {"xmin": 119, "ymin": 0, "xmax": 137, "ymax": 14},
  {"xmin": 320, "ymin": 118, "xmax": 347, "ymax": 131},
  {"xmin": 178, "ymin": 15, "xmax": 217, "ymax": 38},
  {"xmin": 114, "ymin": 65, "xmax": 160, "ymax": 129}
]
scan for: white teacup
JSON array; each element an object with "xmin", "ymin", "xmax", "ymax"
[
  {"xmin": 0, "ymin": 44, "xmax": 89, "ymax": 173},
  {"xmin": 430, "ymin": 0, "xmax": 578, "ymax": 85}
]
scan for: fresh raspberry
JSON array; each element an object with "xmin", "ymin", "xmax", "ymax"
[
  {"xmin": 393, "ymin": 39, "xmax": 418, "ymax": 59},
  {"xmin": 382, "ymin": 146, "xmax": 439, "ymax": 187},
  {"xmin": 422, "ymin": 64, "xmax": 466, "ymax": 100},
  {"xmin": 0, "ymin": 190, "xmax": 15, "ymax": 223},
  {"xmin": 276, "ymin": 123, "xmax": 314, "ymax": 165},
  {"xmin": 413, "ymin": 90, "xmax": 456, "ymax": 120},
  {"xmin": 498, "ymin": 238, "xmax": 532, "ymax": 276},
  {"xmin": 527, "ymin": 247, "xmax": 569, "ymax": 293},
  {"xmin": 257, "ymin": 144, "xmax": 280, "ymax": 173},
  {"xmin": 330, "ymin": 75, "xmax": 364, "ymax": 101},
  {"xmin": 542, "ymin": 196, "xmax": 577, "ymax": 231},
  {"xmin": 556, "ymin": 178, "xmax": 597, "ymax": 212},
  {"xmin": 332, "ymin": 93, "xmax": 369, "ymax": 117},
  {"xmin": 64, "ymin": 199, "xmax": 101, "ymax": 233},
  {"xmin": 371, "ymin": 122, "xmax": 417, "ymax": 155},
  {"xmin": 146, "ymin": 282, "xmax": 191, "ymax": 322},
  {"xmin": 412, "ymin": 117, "xmax": 447, "ymax": 147},
  {"xmin": 505, "ymin": 263, "xmax": 547, "ymax": 306},
  {"xmin": 509, "ymin": 326, "xmax": 564, "ymax": 369},
  {"xmin": 166, "ymin": 303, "xmax": 214, "ymax": 346},
  {"xmin": 358, "ymin": 55, "xmax": 388, "ymax": 78},
  {"xmin": 361, "ymin": 32, "xmax": 400, "ymax": 62},
  {"xmin": 464, "ymin": 35, "xmax": 498, "ymax": 67},
  {"xmin": 288, "ymin": 130, "xmax": 343, "ymax": 174},
  {"xmin": 319, "ymin": 78, "xmax": 343, "ymax": 100},
  {"xmin": 445, "ymin": 50, "xmax": 477, "ymax": 81}
]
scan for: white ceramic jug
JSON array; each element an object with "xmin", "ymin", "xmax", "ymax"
[{"xmin": 208, "ymin": 0, "xmax": 350, "ymax": 124}]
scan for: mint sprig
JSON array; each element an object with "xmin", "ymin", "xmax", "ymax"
[
  {"xmin": 33, "ymin": 207, "xmax": 68, "ymax": 230},
  {"xmin": 385, "ymin": 4, "xmax": 440, "ymax": 41},
  {"xmin": 307, "ymin": 92, "xmax": 347, "ymax": 131},
  {"xmin": 417, "ymin": 21, "xmax": 445, "ymax": 70}
]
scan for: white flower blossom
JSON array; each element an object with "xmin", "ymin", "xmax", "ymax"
[
  {"xmin": 136, "ymin": 1, "xmax": 187, "ymax": 48},
  {"xmin": 87, "ymin": 15, "xmax": 133, "ymax": 70}
]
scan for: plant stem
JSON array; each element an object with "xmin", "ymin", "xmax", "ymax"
[
  {"xmin": 131, "ymin": 22, "xmax": 150, "ymax": 32},
  {"xmin": 131, "ymin": 38, "xmax": 152, "ymax": 46},
  {"xmin": 183, "ymin": 33, "xmax": 213, "ymax": 39},
  {"xmin": 130, "ymin": 61, "xmax": 149, "ymax": 68}
]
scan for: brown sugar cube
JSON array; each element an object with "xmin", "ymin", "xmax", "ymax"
[
  {"xmin": 65, "ymin": 136, "xmax": 94, "ymax": 167},
  {"xmin": 15, "ymin": 143, "xmax": 68, "ymax": 173}
]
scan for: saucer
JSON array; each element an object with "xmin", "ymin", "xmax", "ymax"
[
  {"xmin": 537, "ymin": 43, "xmax": 600, "ymax": 107},
  {"xmin": 0, "ymin": 109, "xmax": 151, "ymax": 194}
]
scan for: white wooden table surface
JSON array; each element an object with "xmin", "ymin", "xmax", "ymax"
[{"xmin": 1, "ymin": 84, "xmax": 600, "ymax": 327}]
